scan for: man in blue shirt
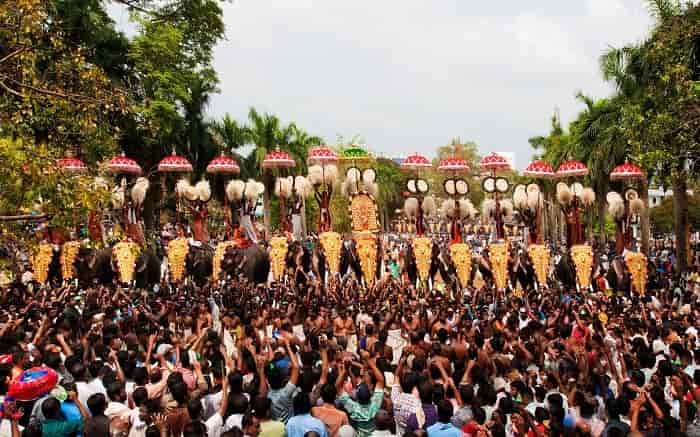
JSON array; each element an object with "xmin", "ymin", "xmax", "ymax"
[
  {"xmin": 426, "ymin": 400, "xmax": 460, "ymax": 437},
  {"xmin": 286, "ymin": 393, "xmax": 328, "ymax": 437}
]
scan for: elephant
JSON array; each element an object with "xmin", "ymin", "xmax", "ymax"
[
  {"xmin": 510, "ymin": 249, "xmax": 537, "ymax": 292},
  {"xmin": 403, "ymin": 242, "xmax": 458, "ymax": 289},
  {"xmin": 179, "ymin": 242, "xmax": 270, "ymax": 286},
  {"xmin": 286, "ymin": 241, "xmax": 312, "ymax": 286},
  {"xmin": 429, "ymin": 243, "xmax": 459, "ymax": 291},
  {"xmin": 605, "ymin": 256, "xmax": 631, "ymax": 294},
  {"xmin": 185, "ymin": 244, "xmax": 214, "ymax": 287},
  {"xmin": 73, "ymin": 246, "xmax": 162, "ymax": 289},
  {"xmin": 223, "ymin": 243, "xmax": 270, "ymax": 285},
  {"xmin": 554, "ymin": 250, "xmax": 577, "ymax": 290},
  {"xmin": 339, "ymin": 240, "xmax": 363, "ymax": 281}
]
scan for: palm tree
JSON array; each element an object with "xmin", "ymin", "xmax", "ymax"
[
  {"xmin": 246, "ymin": 108, "xmax": 319, "ymax": 234},
  {"xmin": 182, "ymin": 76, "xmax": 219, "ymax": 179},
  {"xmin": 568, "ymin": 93, "xmax": 629, "ymax": 240}
]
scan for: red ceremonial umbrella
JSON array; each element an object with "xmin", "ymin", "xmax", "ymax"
[
  {"xmin": 106, "ymin": 153, "xmax": 142, "ymax": 175},
  {"xmin": 206, "ymin": 155, "xmax": 240, "ymax": 174},
  {"xmin": 437, "ymin": 157, "xmax": 470, "ymax": 173},
  {"xmin": 307, "ymin": 146, "xmax": 338, "ymax": 165},
  {"xmin": 610, "ymin": 162, "xmax": 644, "ymax": 181},
  {"xmin": 57, "ymin": 157, "xmax": 88, "ymax": 173},
  {"xmin": 556, "ymin": 160, "xmax": 588, "ymax": 177},
  {"xmin": 401, "ymin": 153, "xmax": 432, "ymax": 170},
  {"xmin": 523, "ymin": 160, "xmax": 556, "ymax": 179},
  {"xmin": 158, "ymin": 151, "xmax": 193, "ymax": 173},
  {"xmin": 262, "ymin": 150, "xmax": 296, "ymax": 169},
  {"xmin": 479, "ymin": 153, "xmax": 511, "ymax": 173}
]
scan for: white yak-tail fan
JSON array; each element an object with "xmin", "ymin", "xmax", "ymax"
[
  {"xmin": 557, "ymin": 182, "xmax": 572, "ymax": 205},
  {"xmin": 422, "ymin": 195, "xmax": 437, "ymax": 217},
  {"xmin": 307, "ymin": 165, "xmax": 323, "ymax": 186},
  {"xmin": 404, "ymin": 197, "xmax": 418, "ymax": 218},
  {"xmin": 500, "ymin": 199, "xmax": 514, "ymax": 219},
  {"xmin": 195, "ymin": 179, "xmax": 211, "ymax": 202},
  {"xmin": 175, "ymin": 178, "xmax": 191, "ymax": 198},
  {"xmin": 513, "ymin": 185, "xmax": 528, "ymax": 210},
  {"xmin": 526, "ymin": 184, "xmax": 541, "ymax": 211},
  {"xmin": 324, "ymin": 165, "xmax": 339, "ymax": 186},
  {"xmin": 111, "ymin": 186, "xmax": 125, "ymax": 209},
  {"xmin": 459, "ymin": 199, "xmax": 475, "ymax": 219},
  {"xmin": 606, "ymin": 191, "xmax": 625, "ymax": 219},
  {"xmin": 482, "ymin": 199, "xmax": 496, "ymax": 219},
  {"xmin": 131, "ymin": 177, "xmax": 150, "ymax": 206},
  {"xmin": 226, "ymin": 180, "xmax": 245, "ymax": 202},
  {"xmin": 581, "ymin": 187, "xmax": 595, "ymax": 207},
  {"xmin": 630, "ymin": 198, "xmax": 645, "ymax": 215},
  {"xmin": 367, "ymin": 182, "xmax": 379, "ymax": 198}
]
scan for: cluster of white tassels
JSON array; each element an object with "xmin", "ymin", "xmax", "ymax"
[
  {"xmin": 482, "ymin": 198, "xmax": 513, "ymax": 220},
  {"xmin": 341, "ymin": 168, "xmax": 378, "ymax": 198},
  {"xmin": 438, "ymin": 198, "xmax": 477, "ymax": 220},
  {"xmin": 226, "ymin": 179, "xmax": 265, "ymax": 202},
  {"xmin": 175, "ymin": 179, "xmax": 211, "ymax": 202}
]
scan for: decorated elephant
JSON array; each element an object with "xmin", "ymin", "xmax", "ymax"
[
  {"xmin": 73, "ymin": 246, "xmax": 162, "ymax": 289},
  {"xmin": 554, "ymin": 250, "xmax": 577, "ymax": 290},
  {"xmin": 35, "ymin": 244, "xmax": 160, "ymax": 289},
  {"xmin": 339, "ymin": 239, "xmax": 363, "ymax": 281},
  {"xmin": 224, "ymin": 243, "xmax": 270, "ymax": 285},
  {"xmin": 171, "ymin": 240, "xmax": 270, "ymax": 286}
]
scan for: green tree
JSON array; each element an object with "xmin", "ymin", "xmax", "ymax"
[
  {"xmin": 182, "ymin": 76, "xmax": 219, "ymax": 179},
  {"xmin": 600, "ymin": 1, "xmax": 700, "ymax": 271},
  {"xmin": 246, "ymin": 108, "xmax": 321, "ymax": 234},
  {"xmin": 375, "ymin": 158, "xmax": 405, "ymax": 230},
  {"xmin": 0, "ymin": 0, "xmax": 126, "ymax": 227},
  {"xmin": 650, "ymin": 196, "xmax": 700, "ymax": 235}
]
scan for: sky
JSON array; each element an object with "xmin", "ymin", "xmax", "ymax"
[{"xmin": 109, "ymin": 0, "xmax": 656, "ymax": 169}]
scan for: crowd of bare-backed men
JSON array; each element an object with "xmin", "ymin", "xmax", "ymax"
[{"xmin": 0, "ymin": 234, "xmax": 698, "ymax": 437}]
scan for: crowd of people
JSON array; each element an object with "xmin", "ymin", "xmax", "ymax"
[{"xmin": 0, "ymin": 234, "xmax": 698, "ymax": 437}]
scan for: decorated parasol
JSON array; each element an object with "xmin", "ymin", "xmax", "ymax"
[
  {"xmin": 206, "ymin": 154, "xmax": 240, "ymax": 174},
  {"xmin": 206, "ymin": 154, "xmax": 240, "ymax": 238},
  {"xmin": 307, "ymin": 146, "xmax": 338, "ymax": 165},
  {"xmin": 523, "ymin": 160, "xmax": 555, "ymax": 179},
  {"xmin": 106, "ymin": 153, "xmax": 142, "ymax": 175},
  {"xmin": 262, "ymin": 150, "xmax": 295, "ymax": 169},
  {"xmin": 610, "ymin": 162, "xmax": 644, "ymax": 181},
  {"xmin": 57, "ymin": 157, "xmax": 88, "ymax": 173},
  {"xmin": 158, "ymin": 151, "xmax": 193, "ymax": 173},
  {"xmin": 556, "ymin": 160, "xmax": 589, "ymax": 177},
  {"xmin": 437, "ymin": 157, "xmax": 470, "ymax": 172},
  {"xmin": 479, "ymin": 152, "xmax": 511, "ymax": 173},
  {"xmin": 339, "ymin": 145, "xmax": 373, "ymax": 164},
  {"xmin": 401, "ymin": 153, "xmax": 432, "ymax": 170}
]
